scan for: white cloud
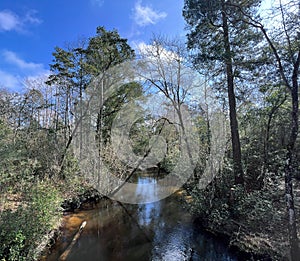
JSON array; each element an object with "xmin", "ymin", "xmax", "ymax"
[
  {"xmin": 0, "ymin": 10, "xmax": 20, "ymax": 31},
  {"xmin": 3, "ymin": 50, "xmax": 44, "ymax": 71},
  {"xmin": 24, "ymin": 10, "xmax": 42, "ymax": 25},
  {"xmin": 26, "ymin": 72, "xmax": 50, "ymax": 84},
  {"xmin": 136, "ymin": 41, "xmax": 181, "ymax": 62},
  {"xmin": 0, "ymin": 9, "xmax": 42, "ymax": 32},
  {"xmin": 0, "ymin": 68, "xmax": 50, "ymax": 90},
  {"xmin": 133, "ymin": 1, "xmax": 167, "ymax": 27},
  {"xmin": 0, "ymin": 70, "xmax": 20, "ymax": 89},
  {"xmin": 0, "ymin": 70, "xmax": 50, "ymax": 90},
  {"xmin": 0, "ymin": 51, "xmax": 49, "ymax": 90}
]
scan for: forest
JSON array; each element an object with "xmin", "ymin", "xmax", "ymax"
[{"xmin": 0, "ymin": 0, "xmax": 300, "ymax": 260}]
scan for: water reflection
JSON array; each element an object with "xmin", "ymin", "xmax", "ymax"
[
  {"xmin": 136, "ymin": 176, "xmax": 161, "ymax": 226},
  {"xmin": 45, "ymin": 174, "xmax": 237, "ymax": 261}
]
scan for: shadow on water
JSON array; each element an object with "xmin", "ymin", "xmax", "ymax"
[{"xmin": 45, "ymin": 173, "xmax": 238, "ymax": 261}]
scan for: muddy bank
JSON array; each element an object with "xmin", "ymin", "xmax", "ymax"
[
  {"xmin": 38, "ymin": 188, "xmax": 106, "ymax": 260},
  {"xmin": 61, "ymin": 188, "xmax": 104, "ymax": 212}
]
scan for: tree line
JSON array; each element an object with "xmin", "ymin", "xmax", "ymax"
[
  {"xmin": 0, "ymin": 0, "xmax": 299, "ymax": 260},
  {"xmin": 183, "ymin": 0, "xmax": 300, "ymax": 259}
]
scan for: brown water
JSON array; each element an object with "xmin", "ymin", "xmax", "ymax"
[{"xmin": 45, "ymin": 175, "xmax": 237, "ymax": 261}]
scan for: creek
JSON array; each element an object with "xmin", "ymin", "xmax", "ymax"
[{"xmin": 45, "ymin": 173, "xmax": 237, "ymax": 261}]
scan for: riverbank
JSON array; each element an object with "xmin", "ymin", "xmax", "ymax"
[
  {"xmin": 39, "ymin": 175, "xmax": 292, "ymax": 261},
  {"xmin": 179, "ymin": 185, "xmax": 290, "ymax": 261},
  {"xmin": 43, "ymin": 185, "xmax": 277, "ymax": 261},
  {"xmin": 42, "ymin": 178, "xmax": 239, "ymax": 261},
  {"xmin": 0, "ymin": 174, "xmax": 105, "ymax": 261},
  {"xmin": 38, "ymin": 186, "xmax": 105, "ymax": 259}
]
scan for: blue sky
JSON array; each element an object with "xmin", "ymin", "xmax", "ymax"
[{"xmin": 0, "ymin": 0, "xmax": 185, "ymax": 91}]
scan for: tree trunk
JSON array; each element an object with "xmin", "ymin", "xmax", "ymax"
[
  {"xmin": 221, "ymin": 2, "xmax": 244, "ymax": 185},
  {"xmin": 59, "ymin": 221, "xmax": 87, "ymax": 260},
  {"xmin": 256, "ymin": 22, "xmax": 300, "ymax": 260},
  {"xmin": 285, "ymin": 72, "xmax": 300, "ymax": 260}
]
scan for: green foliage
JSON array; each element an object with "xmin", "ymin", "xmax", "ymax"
[
  {"xmin": 159, "ymin": 147, "xmax": 180, "ymax": 173},
  {"xmin": 129, "ymin": 116, "xmax": 152, "ymax": 156},
  {"xmin": 102, "ymin": 81, "xmax": 144, "ymax": 143},
  {"xmin": 239, "ymin": 89, "xmax": 290, "ymax": 189},
  {"xmin": 86, "ymin": 26, "xmax": 135, "ymax": 76},
  {"xmin": 208, "ymin": 203, "xmax": 231, "ymax": 227},
  {"xmin": 29, "ymin": 183, "xmax": 62, "ymax": 230},
  {"xmin": 183, "ymin": 0, "xmax": 262, "ymax": 73},
  {"xmin": 234, "ymin": 190, "xmax": 281, "ymax": 228},
  {"xmin": 156, "ymin": 120, "xmax": 181, "ymax": 173},
  {"xmin": 188, "ymin": 164, "xmax": 233, "ymax": 216},
  {"xmin": 1, "ymin": 12, "xmax": 299, "ymax": 260},
  {"xmin": 0, "ymin": 25, "xmax": 142, "ymax": 261},
  {"xmin": 0, "ymin": 122, "xmax": 35, "ymax": 192},
  {"xmin": 0, "ymin": 183, "xmax": 62, "ymax": 260},
  {"xmin": 0, "ymin": 126, "xmax": 65, "ymax": 193}
]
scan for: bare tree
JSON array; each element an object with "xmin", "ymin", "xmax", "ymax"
[{"xmin": 136, "ymin": 36, "xmax": 200, "ymax": 177}]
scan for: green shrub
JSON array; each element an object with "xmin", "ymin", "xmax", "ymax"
[{"xmin": 0, "ymin": 183, "xmax": 62, "ymax": 260}]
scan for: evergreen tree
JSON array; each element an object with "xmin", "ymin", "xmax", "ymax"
[{"xmin": 183, "ymin": 0, "xmax": 262, "ymax": 186}]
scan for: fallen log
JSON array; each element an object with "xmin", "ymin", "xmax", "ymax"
[{"xmin": 59, "ymin": 221, "xmax": 87, "ymax": 261}]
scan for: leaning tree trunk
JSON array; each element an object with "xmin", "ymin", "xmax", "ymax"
[{"xmin": 221, "ymin": 2, "xmax": 244, "ymax": 186}]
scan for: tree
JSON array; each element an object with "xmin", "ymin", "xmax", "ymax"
[
  {"xmin": 101, "ymin": 81, "xmax": 144, "ymax": 144},
  {"xmin": 136, "ymin": 36, "xmax": 201, "ymax": 181},
  {"xmin": 23, "ymin": 76, "xmax": 57, "ymax": 129},
  {"xmin": 233, "ymin": 1, "xmax": 300, "ymax": 258},
  {"xmin": 183, "ymin": 0, "xmax": 261, "ymax": 186},
  {"xmin": 46, "ymin": 46, "xmax": 77, "ymax": 140},
  {"xmin": 86, "ymin": 26, "xmax": 135, "ymax": 150},
  {"xmin": 86, "ymin": 26, "xmax": 135, "ymax": 76}
]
